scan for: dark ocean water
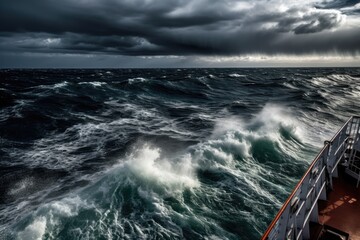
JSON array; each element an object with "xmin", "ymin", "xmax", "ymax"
[{"xmin": 0, "ymin": 68, "xmax": 359, "ymax": 240}]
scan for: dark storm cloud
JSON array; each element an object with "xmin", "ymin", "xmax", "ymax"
[
  {"xmin": 318, "ymin": 0, "xmax": 360, "ymax": 14},
  {"xmin": 243, "ymin": 7, "xmax": 343, "ymax": 34},
  {"xmin": 318, "ymin": 0, "xmax": 359, "ymax": 9},
  {"xmin": 0, "ymin": 0, "xmax": 359, "ymax": 57}
]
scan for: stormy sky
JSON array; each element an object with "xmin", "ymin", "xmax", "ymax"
[{"xmin": 0, "ymin": 0, "xmax": 360, "ymax": 67}]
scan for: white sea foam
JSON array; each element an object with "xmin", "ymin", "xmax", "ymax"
[
  {"xmin": 78, "ymin": 81, "xmax": 107, "ymax": 87},
  {"xmin": 211, "ymin": 117, "xmax": 245, "ymax": 138},
  {"xmin": 350, "ymin": 85, "xmax": 360, "ymax": 98},
  {"xmin": 311, "ymin": 77, "xmax": 333, "ymax": 87},
  {"xmin": 32, "ymin": 81, "xmax": 69, "ymax": 91},
  {"xmin": 17, "ymin": 196, "xmax": 89, "ymax": 240},
  {"xmin": 329, "ymin": 74, "xmax": 358, "ymax": 82},
  {"xmin": 18, "ymin": 216, "xmax": 47, "ymax": 240},
  {"xmin": 228, "ymin": 73, "xmax": 246, "ymax": 78},
  {"xmin": 128, "ymin": 77, "xmax": 147, "ymax": 84},
  {"xmin": 49, "ymin": 196, "xmax": 85, "ymax": 217},
  {"xmin": 125, "ymin": 145, "xmax": 199, "ymax": 189},
  {"xmin": 251, "ymin": 104, "xmax": 305, "ymax": 141},
  {"xmin": 312, "ymin": 74, "xmax": 358, "ymax": 88},
  {"xmin": 53, "ymin": 81, "xmax": 69, "ymax": 89}
]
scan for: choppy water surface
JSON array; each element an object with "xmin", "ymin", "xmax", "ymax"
[{"xmin": 1, "ymin": 68, "xmax": 359, "ymax": 239}]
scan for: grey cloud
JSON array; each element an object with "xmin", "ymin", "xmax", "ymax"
[
  {"xmin": 293, "ymin": 10, "xmax": 343, "ymax": 34},
  {"xmin": 318, "ymin": 0, "xmax": 359, "ymax": 9},
  {"xmin": 318, "ymin": 0, "xmax": 360, "ymax": 14},
  {"xmin": 0, "ymin": 0, "xmax": 359, "ymax": 58},
  {"xmin": 243, "ymin": 7, "xmax": 343, "ymax": 34}
]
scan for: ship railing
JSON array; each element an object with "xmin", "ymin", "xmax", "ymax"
[
  {"xmin": 345, "ymin": 117, "xmax": 360, "ymax": 187},
  {"xmin": 262, "ymin": 116, "xmax": 360, "ymax": 240}
]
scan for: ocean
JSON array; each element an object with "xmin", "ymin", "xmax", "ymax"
[{"xmin": 1, "ymin": 68, "xmax": 359, "ymax": 239}]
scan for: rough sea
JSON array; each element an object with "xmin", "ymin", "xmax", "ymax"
[{"xmin": 1, "ymin": 68, "xmax": 359, "ymax": 240}]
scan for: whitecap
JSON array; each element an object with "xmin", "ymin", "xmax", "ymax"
[
  {"xmin": 17, "ymin": 196, "xmax": 90, "ymax": 240},
  {"xmin": 31, "ymin": 81, "xmax": 69, "ymax": 90},
  {"xmin": 328, "ymin": 74, "xmax": 357, "ymax": 82},
  {"xmin": 18, "ymin": 216, "xmax": 47, "ymax": 240},
  {"xmin": 311, "ymin": 77, "xmax": 333, "ymax": 87},
  {"xmin": 128, "ymin": 77, "xmax": 147, "ymax": 84},
  {"xmin": 228, "ymin": 73, "xmax": 246, "ymax": 78},
  {"xmin": 53, "ymin": 81, "xmax": 69, "ymax": 89},
  {"xmin": 125, "ymin": 144, "xmax": 199, "ymax": 189},
  {"xmin": 78, "ymin": 81, "xmax": 107, "ymax": 87}
]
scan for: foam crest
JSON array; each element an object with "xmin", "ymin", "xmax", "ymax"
[
  {"xmin": 311, "ymin": 76, "xmax": 333, "ymax": 87},
  {"xmin": 18, "ymin": 216, "xmax": 47, "ymax": 240},
  {"xmin": 53, "ymin": 81, "xmax": 69, "ymax": 89},
  {"xmin": 212, "ymin": 104, "xmax": 304, "ymax": 146},
  {"xmin": 78, "ymin": 81, "xmax": 107, "ymax": 87},
  {"xmin": 126, "ymin": 145, "xmax": 199, "ymax": 189},
  {"xmin": 17, "ymin": 196, "xmax": 89, "ymax": 239},
  {"xmin": 48, "ymin": 196, "xmax": 85, "ymax": 217},
  {"xmin": 311, "ymin": 74, "xmax": 358, "ymax": 88},
  {"xmin": 228, "ymin": 73, "xmax": 246, "ymax": 78},
  {"xmin": 329, "ymin": 74, "xmax": 359, "ymax": 82},
  {"xmin": 211, "ymin": 117, "xmax": 244, "ymax": 138},
  {"xmin": 251, "ymin": 104, "xmax": 304, "ymax": 141},
  {"xmin": 36, "ymin": 81, "xmax": 69, "ymax": 90},
  {"xmin": 128, "ymin": 77, "xmax": 147, "ymax": 84}
]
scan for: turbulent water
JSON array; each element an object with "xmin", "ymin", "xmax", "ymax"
[{"xmin": 0, "ymin": 68, "xmax": 359, "ymax": 240}]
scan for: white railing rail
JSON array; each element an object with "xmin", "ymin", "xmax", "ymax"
[{"xmin": 262, "ymin": 116, "xmax": 360, "ymax": 240}]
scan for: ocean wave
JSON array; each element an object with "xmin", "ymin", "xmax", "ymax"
[
  {"xmin": 0, "ymin": 88, "xmax": 16, "ymax": 108},
  {"xmin": 78, "ymin": 81, "xmax": 107, "ymax": 87},
  {"xmin": 14, "ymin": 143, "xmax": 199, "ymax": 239},
  {"xmin": 34, "ymin": 81, "xmax": 70, "ymax": 90},
  {"xmin": 311, "ymin": 76, "xmax": 334, "ymax": 87},
  {"xmin": 7, "ymin": 102, "xmax": 196, "ymax": 170},
  {"xmin": 328, "ymin": 74, "xmax": 360, "ymax": 81},
  {"xmin": 282, "ymin": 81, "xmax": 299, "ymax": 90},
  {"xmin": 13, "ymin": 104, "xmax": 311, "ymax": 239},
  {"xmin": 2, "ymin": 68, "xmax": 360, "ymax": 240},
  {"xmin": 311, "ymin": 74, "xmax": 358, "ymax": 88},
  {"xmin": 17, "ymin": 196, "xmax": 90, "ymax": 240},
  {"xmin": 195, "ymin": 77, "xmax": 213, "ymax": 89},
  {"xmin": 228, "ymin": 73, "xmax": 246, "ymax": 78},
  {"xmin": 125, "ymin": 144, "xmax": 199, "ymax": 188},
  {"xmin": 128, "ymin": 77, "xmax": 148, "ymax": 84}
]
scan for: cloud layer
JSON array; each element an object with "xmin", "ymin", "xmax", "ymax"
[{"xmin": 0, "ymin": 0, "xmax": 360, "ymax": 60}]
